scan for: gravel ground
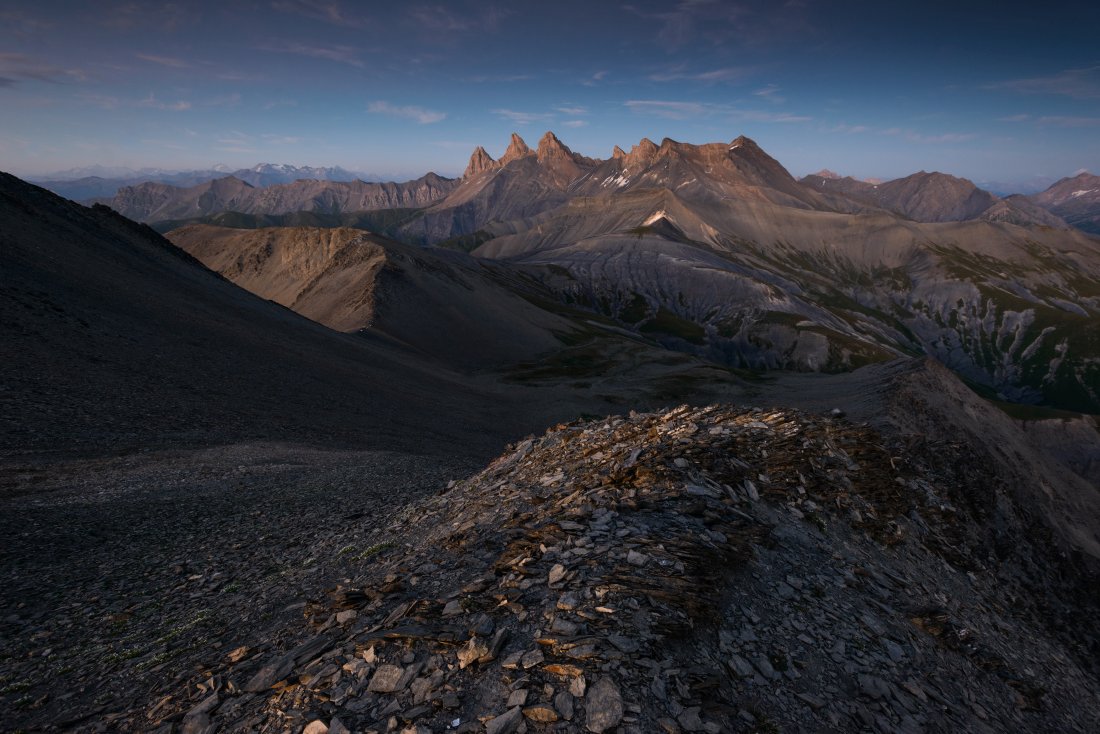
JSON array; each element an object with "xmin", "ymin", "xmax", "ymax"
[{"xmin": 0, "ymin": 443, "xmax": 482, "ymax": 731}]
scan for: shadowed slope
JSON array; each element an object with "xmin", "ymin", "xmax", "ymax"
[
  {"xmin": 166, "ymin": 224, "xmax": 576, "ymax": 370},
  {"xmin": 0, "ymin": 173, "xmax": 541, "ymax": 460}
]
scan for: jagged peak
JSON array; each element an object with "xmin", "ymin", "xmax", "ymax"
[
  {"xmin": 499, "ymin": 132, "xmax": 532, "ymax": 165},
  {"xmin": 536, "ymin": 130, "xmax": 572, "ymax": 160},
  {"xmin": 631, "ymin": 138, "xmax": 658, "ymax": 157},
  {"xmin": 463, "ymin": 145, "xmax": 497, "ymax": 179},
  {"xmin": 612, "ymin": 145, "xmax": 627, "ymax": 159},
  {"xmin": 728, "ymin": 134, "xmax": 761, "ymax": 151}
]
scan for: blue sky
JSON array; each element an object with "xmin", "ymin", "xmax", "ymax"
[{"xmin": 1, "ymin": 0, "xmax": 1098, "ymax": 186}]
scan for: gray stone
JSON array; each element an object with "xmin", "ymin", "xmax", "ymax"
[
  {"xmin": 367, "ymin": 664, "xmax": 405, "ymax": 693},
  {"xmin": 678, "ymin": 706, "xmax": 705, "ymax": 731},
  {"xmin": 555, "ymin": 691, "xmax": 575, "ymax": 720},
  {"xmin": 729, "ymin": 654, "xmax": 754, "ymax": 678},
  {"xmin": 585, "ymin": 677, "xmax": 624, "ymax": 733},
  {"xmin": 485, "ymin": 707, "xmax": 523, "ymax": 734}
]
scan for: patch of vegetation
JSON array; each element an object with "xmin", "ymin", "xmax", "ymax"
[
  {"xmin": 1, "ymin": 680, "xmax": 32, "ymax": 694},
  {"xmin": 153, "ymin": 608, "xmax": 212, "ymax": 647},
  {"xmin": 355, "ymin": 541, "xmax": 396, "ymax": 561}
]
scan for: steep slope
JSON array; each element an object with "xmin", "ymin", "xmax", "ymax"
[
  {"xmin": 0, "ymin": 172, "xmax": 546, "ymax": 459},
  {"xmin": 473, "ymin": 151, "xmax": 1100, "ymax": 411},
  {"xmin": 96, "ymin": 173, "xmax": 458, "ymax": 223},
  {"xmin": 165, "ymin": 224, "xmax": 575, "ymax": 369},
  {"xmin": 1030, "ymin": 172, "xmax": 1100, "ymax": 234}
]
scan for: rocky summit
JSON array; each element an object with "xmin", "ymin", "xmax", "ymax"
[{"xmin": 99, "ymin": 403, "xmax": 1097, "ymax": 734}]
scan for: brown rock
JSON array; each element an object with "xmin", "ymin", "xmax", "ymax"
[
  {"xmin": 523, "ymin": 704, "xmax": 560, "ymax": 723},
  {"xmin": 458, "ymin": 637, "xmax": 489, "ymax": 669}
]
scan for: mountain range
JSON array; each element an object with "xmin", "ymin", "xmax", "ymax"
[
  {"xmin": 3, "ymin": 166, "xmax": 1100, "ymax": 733},
  {"xmin": 32, "ymin": 163, "xmax": 372, "ymax": 201},
  {"xmin": 108, "ymin": 131, "xmax": 1100, "ymax": 415}
]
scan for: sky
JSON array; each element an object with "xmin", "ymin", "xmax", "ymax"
[{"xmin": 1, "ymin": 0, "xmax": 1099, "ymax": 187}]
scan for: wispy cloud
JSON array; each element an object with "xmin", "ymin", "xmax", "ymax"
[
  {"xmin": 203, "ymin": 92, "xmax": 242, "ymax": 108},
  {"xmin": 624, "ymin": 100, "xmax": 709, "ymax": 119},
  {"xmin": 368, "ymin": 100, "xmax": 446, "ymax": 124},
  {"xmin": 1037, "ymin": 116, "xmax": 1100, "ymax": 127},
  {"xmin": 625, "ymin": 0, "xmax": 749, "ymax": 50},
  {"xmin": 263, "ymin": 98, "xmax": 299, "ymax": 110},
  {"xmin": 554, "ymin": 105, "xmax": 587, "ymax": 116},
  {"xmin": 906, "ymin": 132, "xmax": 975, "ymax": 144},
  {"xmin": 136, "ymin": 53, "xmax": 191, "ymax": 68},
  {"xmin": 271, "ymin": 0, "xmax": 369, "ymax": 28},
  {"xmin": 625, "ymin": 99, "xmax": 810, "ymax": 123},
  {"xmin": 465, "ymin": 73, "xmax": 532, "ymax": 83},
  {"xmin": 649, "ymin": 66, "xmax": 751, "ymax": 83},
  {"xmin": 491, "ymin": 108, "xmax": 553, "ymax": 125},
  {"xmin": 138, "ymin": 93, "xmax": 191, "ymax": 111},
  {"xmin": 879, "ymin": 128, "xmax": 976, "ymax": 144},
  {"xmin": 0, "ymin": 9, "xmax": 52, "ymax": 37},
  {"xmin": 739, "ymin": 110, "xmax": 810, "ymax": 123},
  {"xmin": 989, "ymin": 65, "xmax": 1100, "ymax": 100},
  {"xmin": 624, "ymin": 0, "xmax": 809, "ymax": 51},
  {"xmin": 259, "ymin": 41, "xmax": 364, "ymax": 68},
  {"xmin": 101, "ymin": 2, "xmax": 191, "ymax": 32},
  {"xmin": 409, "ymin": 5, "xmax": 510, "ymax": 33},
  {"xmin": 828, "ymin": 123, "xmax": 870, "ymax": 134},
  {"xmin": 261, "ymin": 133, "xmax": 302, "ymax": 145},
  {"xmin": 562, "ymin": 120, "xmax": 588, "ymax": 128},
  {"xmin": 753, "ymin": 84, "xmax": 785, "ymax": 103},
  {"xmin": 581, "ymin": 70, "xmax": 608, "ymax": 87},
  {"xmin": 997, "ymin": 112, "xmax": 1100, "ymax": 127},
  {"xmin": 0, "ymin": 52, "xmax": 85, "ymax": 87}
]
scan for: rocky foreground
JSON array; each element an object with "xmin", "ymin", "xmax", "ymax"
[{"xmin": 67, "ymin": 403, "xmax": 1099, "ymax": 734}]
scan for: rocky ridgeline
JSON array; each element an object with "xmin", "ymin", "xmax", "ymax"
[{"xmin": 148, "ymin": 405, "xmax": 1099, "ymax": 733}]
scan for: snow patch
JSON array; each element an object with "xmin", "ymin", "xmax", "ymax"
[
  {"xmin": 601, "ymin": 170, "xmax": 631, "ymax": 188},
  {"xmin": 1070, "ymin": 189, "xmax": 1095, "ymax": 198}
]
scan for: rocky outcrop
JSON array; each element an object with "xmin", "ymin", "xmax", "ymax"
[
  {"xmin": 130, "ymin": 402, "xmax": 1100, "ymax": 732},
  {"xmin": 499, "ymin": 132, "xmax": 533, "ymax": 165},
  {"xmin": 463, "ymin": 146, "xmax": 497, "ymax": 179}
]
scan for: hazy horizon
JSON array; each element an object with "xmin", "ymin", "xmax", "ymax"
[{"xmin": 2, "ymin": 0, "xmax": 1098, "ymax": 184}]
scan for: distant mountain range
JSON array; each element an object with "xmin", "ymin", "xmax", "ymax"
[
  {"xmin": 115, "ymin": 131, "xmax": 1100, "ymax": 415},
  {"xmin": 31, "ymin": 163, "xmax": 376, "ymax": 200}
]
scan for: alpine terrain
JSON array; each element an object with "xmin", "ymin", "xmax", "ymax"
[{"xmin": 3, "ymin": 135, "xmax": 1100, "ymax": 734}]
